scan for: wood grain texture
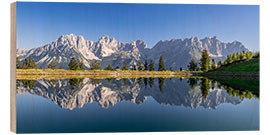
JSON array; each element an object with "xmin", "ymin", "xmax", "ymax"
[{"xmin": 10, "ymin": 2, "xmax": 16, "ymax": 133}]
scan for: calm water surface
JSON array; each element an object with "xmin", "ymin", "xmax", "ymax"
[{"xmin": 16, "ymin": 77, "xmax": 259, "ymax": 133}]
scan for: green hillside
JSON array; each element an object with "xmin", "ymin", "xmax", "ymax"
[{"xmin": 210, "ymin": 58, "xmax": 259, "ymax": 73}]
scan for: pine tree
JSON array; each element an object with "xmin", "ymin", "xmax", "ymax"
[
  {"xmin": 48, "ymin": 58, "xmax": 57, "ymax": 69},
  {"xmin": 91, "ymin": 60, "xmax": 101, "ymax": 70},
  {"xmin": 114, "ymin": 65, "xmax": 120, "ymax": 70},
  {"xmin": 232, "ymin": 53, "xmax": 238, "ymax": 62},
  {"xmin": 138, "ymin": 61, "xmax": 143, "ymax": 71},
  {"xmin": 131, "ymin": 64, "xmax": 137, "ymax": 70},
  {"xmin": 245, "ymin": 51, "xmax": 253, "ymax": 59},
  {"xmin": 21, "ymin": 59, "xmax": 28, "ymax": 69},
  {"xmin": 16, "ymin": 57, "xmax": 21, "ymax": 69},
  {"xmin": 254, "ymin": 52, "xmax": 260, "ymax": 58},
  {"xmin": 211, "ymin": 59, "xmax": 217, "ymax": 70},
  {"xmin": 28, "ymin": 57, "xmax": 37, "ymax": 69},
  {"xmin": 187, "ymin": 58, "xmax": 198, "ymax": 71},
  {"xmin": 218, "ymin": 61, "xmax": 222, "ymax": 67},
  {"xmin": 170, "ymin": 67, "xmax": 173, "ymax": 71},
  {"xmin": 226, "ymin": 54, "xmax": 233, "ymax": 64},
  {"xmin": 144, "ymin": 60, "xmax": 148, "ymax": 71},
  {"xmin": 68, "ymin": 57, "xmax": 79, "ymax": 70},
  {"xmin": 179, "ymin": 67, "xmax": 183, "ymax": 71},
  {"xmin": 149, "ymin": 60, "xmax": 155, "ymax": 71},
  {"xmin": 158, "ymin": 56, "xmax": 165, "ymax": 71},
  {"xmin": 239, "ymin": 51, "xmax": 246, "ymax": 60},
  {"xmin": 105, "ymin": 64, "xmax": 113, "ymax": 70},
  {"xmin": 200, "ymin": 49, "xmax": 210, "ymax": 71},
  {"xmin": 79, "ymin": 60, "xmax": 85, "ymax": 70},
  {"xmin": 122, "ymin": 61, "xmax": 128, "ymax": 70}
]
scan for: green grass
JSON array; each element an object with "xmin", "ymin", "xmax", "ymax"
[{"xmin": 211, "ymin": 58, "xmax": 259, "ymax": 73}]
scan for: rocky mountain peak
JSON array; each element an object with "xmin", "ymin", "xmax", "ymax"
[
  {"xmin": 98, "ymin": 35, "xmax": 117, "ymax": 44},
  {"xmin": 211, "ymin": 36, "xmax": 218, "ymax": 40},
  {"xmin": 131, "ymin": 39, "xmax": 147, "ymax": 50}
]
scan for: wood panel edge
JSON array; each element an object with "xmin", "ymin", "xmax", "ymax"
[{"xmin": 10, "ymin": 2, "xmax": 16, "ymax": 133}]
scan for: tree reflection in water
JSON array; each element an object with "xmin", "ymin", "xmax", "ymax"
[
  {"xmin": 186, "ymin": 77, "xmax": 258, "ymax": 100},
  {"xmin": 138, "ymin": 78, "xmax": 143, "ymax": 87},
  {"xmin": 187, "ymin": 78, "xmax": 198, "ymax": 90},
  {"xmin": 17, "ymin": 80, "xmax": 37, "ymax": 90},
  {"xmin": 149, "ymin": 77, "xmax": 154, "ymax": 88},
  {"xmin": 158, "ymin": 77, "xmax": 165, "ymax": 93},
  {"xmin": 122, "ymin": 78, "xmax": 128, "ymax": 85},
  {"xmin": 69, "ymin": 78, "xmax": 83, "ymax": 90},
  {"xmin": 200, "ymin": 78, "xmax": 210, "ymax": 99},
  {"xmin": 144, "ymin": 78, "xmax": 148, "ymax": 88}
]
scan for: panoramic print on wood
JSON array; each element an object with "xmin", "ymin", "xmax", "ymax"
[{"xmin": 11, "ymin": 2, "xmax": 259, "ymax": 133}]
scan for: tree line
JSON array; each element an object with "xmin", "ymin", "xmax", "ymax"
[
  {"xmin": 17, "ymin": 50, "xmax": 258, "ymax": 71},
  {"xmin": 16, "ymin": 57, "xmax": 37, "ymax": 69},
  {"xmin": 187, "ymin": 48, "xmax": 260, "ymax": 72},
  {"xmin": 16, "ymin": 55, "xmax": 175, "ymax": 71}
]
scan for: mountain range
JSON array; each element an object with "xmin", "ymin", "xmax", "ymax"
[{"xmin": 16, "ymin": 34, "xmax": 248, "ymax": 70}]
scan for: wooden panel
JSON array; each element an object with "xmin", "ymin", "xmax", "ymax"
[{"xmin": 10, "ymin": 2, "xmax": 16, "ymax": 133}]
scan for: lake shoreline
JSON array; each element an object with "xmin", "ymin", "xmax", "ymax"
[
  {"xmin": 16, "ymin": 69, "xmax": 260, "ymax": 79},
  {"xmin": 16, "ymin": 69, "xmax": 201, "ymax": 79}
]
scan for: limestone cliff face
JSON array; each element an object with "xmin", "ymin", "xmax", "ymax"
[{"xmin": 17, "ymin": 34, "xmax": 248, "ymax": 70}]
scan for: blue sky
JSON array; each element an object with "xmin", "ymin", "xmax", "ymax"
[{"xmin": 17, "ymin": 2, "xmax": 259, "ymax": 51}]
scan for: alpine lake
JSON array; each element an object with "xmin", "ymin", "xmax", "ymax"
[{"xmin": 16, "ymin": 76, "xmax": 259, "ymax": 133}]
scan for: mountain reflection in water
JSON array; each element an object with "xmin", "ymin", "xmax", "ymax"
[{"xmin": 16, "ymin": 77, "xmax": 258, "ymax": 110}]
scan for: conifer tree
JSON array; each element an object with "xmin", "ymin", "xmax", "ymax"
[
  {"xmin": 239, "ymin": 51, "xmax": 246, "ymax": 60},
  {"xmin": 79, "ymin": 59, "xmax": 85, "ymax": 70},
  {"xmin": 254, "ymin": 52, "xmax": 260, "ymax": 58},
  {"xmin": 114, "ymin": 65, "xmax": 120, "ymax": 70},
  {"xmin": 68, "ymin": 57, "xmax": 79, "ymax": 70},
  {"xmin": 48, "ymin": 58, "xmax": 57, "ymax": 69},
  {"xmin": 158, "ymin": 56, "xmax": 165, "ymax": 71},
  {"xmin": 59, "ymin": 65, "xmax": 63, "ymax": 69},
  {"xmin": 21, "ymin": 58, "xmax": 28, "ymax": 69},
  {"xmin": 245, "ymin": 51, "xmax": 253, "ymax": 59},
  {"xmin": 105, "ymin": 64, "xmax": 113, "ymax": 70},
  {"xmin": 131, "ymin": 64, "xmax": 137, "ymax": 70},
  {"xmin": 226, "ymin": 54, "xmax": 233, "ymax": 64},
  {"xmin": 16, "ymin": 57, "xmax": 21, "ymax": 69},
  {"xmin": 122, "ymin": 61, "xmax": 128, "ymax": 70},
  {"xmin": 179, "ymin": 67, "xmax": 183, "ymax": 71},
  {"xmin": 91, "ymin": 60, "xmax": 101, "ymax": 70},
  {"xmin": 200, "ymin": 49, "xmax": 210, "ymax": 71},
  {"xmin": 187, "ymin": 58, "xmax": 198, "ymax": 71},
  {"xmin": 232, "ymin": 53, "xmax": 238, "ymax": 62},
  {"xmin": 144, "ymin": 60, "xmax": 148, "ymax": 71},
  {"xmin": 218, "ymin": 61, "xmax": 222, "ymax": 67},
  {"xmin": 28, "ymin": 57, "xmax": 37, "ymax": 69},
  {"xmin": 149, "ymin": 60, "xmax": 155, "ymax": 71},
  {"xmin": 138, "ymin": 61, "xmax": 143, "ymax": 71},
  {"xmin": 211, "ymin": 59, "xmax": 217, "ymax": 70}
]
